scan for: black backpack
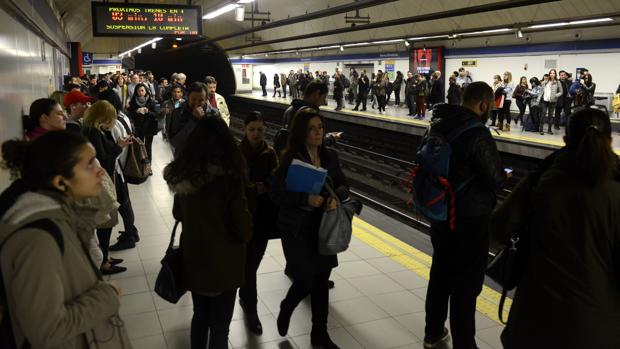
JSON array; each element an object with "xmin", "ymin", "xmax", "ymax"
[{"xmin": 0, "ymin": 219, "xmax": 63, "ymax": 349}]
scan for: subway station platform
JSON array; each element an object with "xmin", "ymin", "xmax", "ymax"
[
  {"xmin": 109, "ymin": 135, "xmax": 508, "ymax": 349},
  {"xmin": 233, "ymin": 90, "xmax": 620, "ymax": 159}
]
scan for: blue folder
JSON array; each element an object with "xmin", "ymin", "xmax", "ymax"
[{"xmin": 285, "ymin": 159, "xmax": 328, "ymax": 194}]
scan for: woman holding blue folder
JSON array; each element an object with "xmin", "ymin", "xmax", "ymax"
[{"xmin": 271, "ymin": 108, "xmax": 349, "ymax": 349}]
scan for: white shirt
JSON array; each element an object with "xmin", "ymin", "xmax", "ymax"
[{"xmin": 111, "ymin": 111, "xmax": 133, "ymax": 180}]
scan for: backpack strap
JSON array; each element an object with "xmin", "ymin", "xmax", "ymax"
[
  {"xmin": 117, "ymin": 115, "xmax": 133, "ymax": 136},
  {"xmin": 446, "ymin": 120, "xmax": 486, "ymax": 143},
  {"xmin": 1, "ymin": 219, "xmax": 64, "ymax": 254}
]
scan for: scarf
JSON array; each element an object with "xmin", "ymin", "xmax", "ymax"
[
  {"xmin": 209, "ymin": 94, "xmax": 217, "ymax": 109},
  {"xmin": 240, "ymin": 137, "xmax": 268, "ymax": 166},
  {"xmin": 135, "ymin": 96, "xmax": 147, "ymax": 107}
]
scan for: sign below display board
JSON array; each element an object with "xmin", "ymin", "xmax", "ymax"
[
  {"xmin": 461, "ymin": 60, "xmax": 478, "ymax": 67},
  {"xmin": 384, "ymin": 60, "xmax": 395, "ymax": 79},
  {"xmin": 91, "ymin": 2, "xmax": 202, "ymax": 37}
]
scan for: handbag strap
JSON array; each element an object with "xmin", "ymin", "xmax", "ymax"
[{"xmin": 168, "ymin": 220, "xmax": 180, "ymax": 249}]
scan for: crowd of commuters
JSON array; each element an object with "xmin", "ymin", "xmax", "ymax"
[{"xmin": 1, "ymin": 64, "xmax": 617, "ymax": 349}]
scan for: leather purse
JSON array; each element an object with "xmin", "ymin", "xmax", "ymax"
[{"xmin": 154, "ymin": 220, "xmax": 186, "ymax": 303}]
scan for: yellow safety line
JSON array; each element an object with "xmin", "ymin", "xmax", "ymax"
[{"xmin": 352, "ymin": 217, "xmax": 511, "ymax": 324}]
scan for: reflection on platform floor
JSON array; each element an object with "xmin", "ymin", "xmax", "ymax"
[{"xmin": 111, "ymin": 135, "xmax": 507, "ymax": 349}]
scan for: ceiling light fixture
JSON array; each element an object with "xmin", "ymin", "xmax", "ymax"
[
  {"xmin": 118, "ymin": 37, "xmax": 162, "ymax": 57},
  {"xmin": 151, "ymin": 42, "xmax": 157, "ymax": 49},
  {"xmin": 339, "ymin": 45, "xmax": 344, "ymax": 51},
  {"xmin": 460, "ymin": 28, "xmax": 512, "ymax": 36},
  {"xmin": 528, "ymin": 17, "xmax": 613, "ymax": 29},
  {"xmin": 172, "ymin": 43, "xmax": 178, "ymax": 48},
  {"xmin": 343, "ymin": 42, "xmax": 370, "ymax": 47},
  {"xmin": 517, "ymin": 29, "xmax": 523, "ymax": 38},
  {"xmin": 176, "ymin": 38, "xmax": 182, "ymax": 41},
  {"xmin": 404, "ymin": 40, "xmax": 410, "ymax": 47},
  {"xmin": 235, "ymin": 6, "xmax": 245, "ymax": 21},
  {"xmin": 237, "ymin": 0, "xmax": 255, "ymax": 3},
  {"xmin": 203, "ymin": 3, "xmax": 241, "ymax": 19},
  {"xmin": 137, "ymin": 48, "xmax": 142, "ymax": 54}
]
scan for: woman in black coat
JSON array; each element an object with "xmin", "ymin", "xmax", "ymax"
[
  {"xmin": 273, "ymin": 73, "xmax": 282, "ymax": 97},
  {"xmin": 82, "ymin": 100, "xmax": 131, "ymax": 275},
  {"xmin": 238, "ymin": 111, "xmax": 279, "ymax": 335},
  {"xmin": 127, "ymin": 83, "xmax": 158, "ymax": 160},
  {"xmin": 447, "ymin": 76, "xmax": 462, "ymax": 105},
  {"xmin": 271, "ymin": 108, "xmax": 348, "ymax": 349}
]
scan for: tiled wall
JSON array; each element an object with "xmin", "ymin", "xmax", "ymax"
[{"xmin": 0, "ymin": 8, "xmax": 69, "ymax": 191}]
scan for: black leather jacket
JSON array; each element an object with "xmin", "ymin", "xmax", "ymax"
[{"xmin": 429, "ymin": 103, "xmax": 507, "ymax": 217}]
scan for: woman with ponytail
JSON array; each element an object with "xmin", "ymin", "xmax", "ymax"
[
  {"xmin": 0, "ymin": 131, "xmax": 131, "ymax": 348},
  {"xmin": 22, "ymin": 98, "xmax": 67, "ymax": 140},
  {"xmin": 489, "ymin": 108, "xmax": 620, "ymax": 349}
]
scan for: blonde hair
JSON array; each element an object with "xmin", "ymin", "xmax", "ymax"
[
  {"xmin": 503, "ymin": 71, "xmax": 513, "ymax": 83},
  {"xmin": 49, "ymin": 91, "xmax": 65, "ymax": 106},
  {"xmin": 83, "ymin": 100, "xmax": 117, "ymax": 130}
]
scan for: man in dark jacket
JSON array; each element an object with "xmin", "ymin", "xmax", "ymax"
[
  {"xmin": 405, "ymin": 71, "xmax": 417, "ymax": 116},
  {"xmin": 168, "ymin": 82, "xmax": 220, "ymax": 158},
  {"xmin": 423, "ymin": 82, "xmax": 508, "ymax": 349},
  {"xmin": 352, "ymin": 70, "xmax": 370, "ymax": 111},
  {"xmin": 429, "ymin": 71, "xmax": 445, "ymax": 107},
  {"xmin": 260, "ymin": 72, "xmax": 268, "ymax": 96},
  {"xmin": 555, "ymin": 70, "xmax": 571, "ymax": 129},
  {"xmin": 282, "ymin": 80, "xmax": 328, "ymax": 128}
]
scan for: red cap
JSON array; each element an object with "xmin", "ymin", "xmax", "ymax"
[{"xmin": 63, "ymin": 90, "xmax": 93, "ymax": 107}]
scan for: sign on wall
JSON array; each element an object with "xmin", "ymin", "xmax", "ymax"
[
  {"xmin": 461, "ymin": 60, "xmax": 477, "ymax": 67},
  {"xmin": 411, "ymin": 47, "xmax": 444, "ymax": 77},
  {"xmin": 82, "ymin": 52, "xmax": 93, "ymax": 67},
  {"xmin": 303, "ymin": 63, "xmax": 310, "ymax": 72},
  {"xmin": 384, "ymin": 60, "xmax": 395, "ymax": 79},
  {"xmin": 91, "ymin": 2, "xmax": 202, "ymax": 37}
]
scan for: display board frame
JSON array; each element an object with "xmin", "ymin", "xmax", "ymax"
[{"xmin": 91, "ymin": 2, "xmax": 202, "ymax": 37}]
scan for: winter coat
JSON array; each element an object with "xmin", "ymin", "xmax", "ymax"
[
  {"xmin": 333, "ymin": 77, "xmax": 344, "ymax": 99},
  {"xmin": 274, "ymin": 76, "xmax": 281, "ymax": 88},
  {"xmin": 415, "ymin": 79, "xmax": 429, "ymax": 97},
  {"xmin": 405, "ymin": 77, "xmax": 417, "ymax": 96},
  {"xmin": 357, "ymin": 75, "xmax": 370, "ymax": 96},
  {"xmin": 270, "ymin": 148, "xmax": 349, "ymax": 278},
  {"xmin": 282, "ymin": 99, "xmax": 318, "ymax": 128},
  {"xmin": 525, "ymin": 85, "xmax": 543, "ymax": 107},
  {"xmin": 168, "ymin": 101, "xmax": 220, "ymax": 157},
  {"xmin": 260, "ymin": 73, "xmax": 267, "ymax": 86},
  {"xmin": 376, "ymin": 80, "xmax": 387, "ymax": 97},
  {"xmin": 127, "ymin": 97, "xmax": 158, "ymax": 137},
  {"xmin": 538, "ymin": 80, "xmax": 563, "ymax": 103},
  {"xmin": 490, "ymin": 149, "xmax": 620, "ymax": 349},
  {"xmin": 393, "ymin": 75, "xmax": 403, "ymax": 92},
  {"xmin": 447, "ymin": 83, "xmax": 462, "ymax": 105},
  {"xmin": 0, "ymin": 187, "xmax": 131, "ymax": 349},
  {"xmin": 81, "ymin": 127, "xmax": 122, "ymax": 177},
  {"xmin": 512, "ymin": 84, "xmax": 527, "ymax": 100},
  {"xmin": 429, "ymin": 104, "xmax": 507, "ymax": 217},
  {"xmin": 165, "ymin": 164, "xmax": 252, "ymax": 293},
  {"xmin": 429, "ymin": 78, "xmax": 445, "ymax": 104},
  {"xmin": 214, "ymin": 93, "xmax": 231, "ymax": 126},
  {"xmin": 581, "ymin": 82, "xmax": 596, "ymax": 106},
  {"xmin": 240, "ymin": 138, "xmax": 279, "ymax": 239}
]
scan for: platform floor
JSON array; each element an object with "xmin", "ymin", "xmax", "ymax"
[
  {"xmin": 109, "ymin": 135, "xmax": 509, "ymax": 349},
  {"xmin": 236, "ymin": 90, "xmax": 620, "ymax": 153}
]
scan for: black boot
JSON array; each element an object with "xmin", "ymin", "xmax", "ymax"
[
  {"xmin": 109, "ymin": 235, "xmax": 135, "ymax": 251},
  {"xmin": 239, "ymin": 299, "xmax": 263, "ymax": 335},
  {"xmin": 311, "ymin": 330, "xmax": 340, "ymax": 349},
  {"xmin": 277, "ymin": 300, "xmax": 294, "ymax": 336}
]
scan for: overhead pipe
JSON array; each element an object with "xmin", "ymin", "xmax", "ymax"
[
  {"xmin": 177, "ymin": 0, "xmax": 398, "ymax": 51},
  {"xmin": 223, "ymin": 0, "xmax": 561, "ymax": 52},
  {"xmin": 238, "ymin": 11, "xmax": 620, "ymax": 56}
]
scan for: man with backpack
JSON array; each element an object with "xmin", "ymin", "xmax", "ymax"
[{"xmin": 415, "ymin": 82, "xmax": 509, "ymax": 349}]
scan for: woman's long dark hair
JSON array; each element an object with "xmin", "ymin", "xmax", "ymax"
[
  {"xmin": 129, "ymin": 83, "xmax": 152, "ymax": 106},
  {"xmin": 164, "ymin": 117, "xmax": 247, "ymax": 187},
  {"xmin": 283, "ymin": 108, "xmax": 325, "ymax": 162},
  {"xmin": 22, "ymin": 98, "xmax": 58, "ymax": 135},
  {"xmin": 566, "ymin": 108, "xmax": 617, "ymax": 186},
  {"xmin": 0, "ymin": 131, "xmax": 89, "ymax": 216}
]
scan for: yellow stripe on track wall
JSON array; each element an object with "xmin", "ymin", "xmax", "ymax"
[{"xmin": 352, "ymin": 217, "xmax": 512, "ymax": 324}]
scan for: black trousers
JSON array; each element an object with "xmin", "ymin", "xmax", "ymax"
[
  {"xmin": 96, "ymin": 228, "xmax": 112, "ymax": 265},
  {"xmin": 515, "ymin": 99, "xmax": 527, "ymax": 124},
  {"xmin": 425, "ymin": 216, "xmax": 489, "ymax": 349},
  {"xmin": 377, "ymin": 95, "xmax": 387, "ymax": 112},
  {"xmin": 499, "ymin": 100, "xmax": 512, "ymax": 124},
  {"xmin": 191, "ymin": 290, "xmax": 237, "ymax": 349},
  {"xmin": 281, "ymin": 269, "xmax": 331, "ymax": 333},
  {"xmin": 354, "ymin": 93, "xmax": 368, "ymax": 110},
  {"xmin": 282, "ymin": 84, "xmax": 287, "ymax": 98},
  {"xmin": 261, "ymin": 85, "xmax": 267, "ymax": 96},
  {"xmin": 406, "ymin": 94, "xmax": 416, "ymax": 115},
  {"xmin": 394, "ymin": 87, "xmax": 401, "ymax": 105},
  {"xmin": 138, "ymin": 134, "xmax": 153, "ymax": 161},
  {"xmin": 238, "ymin": 236, "xmax": 269, "ymax": 312},
  {"xmin": 115, "ymin": 173, "xmax": 138, "ymax": 238}
]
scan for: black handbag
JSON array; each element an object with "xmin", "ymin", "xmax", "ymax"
[
  {"xmin": 154, "ymin": 220, "xmax": 186, "ymax": 303},
  {"xmin": 486, "ymin": 234, "xmax": 525, "ymax": 324}
]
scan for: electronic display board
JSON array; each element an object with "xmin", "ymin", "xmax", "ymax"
[{"xmin": 91, "ymin": 2, "xmax": 202, "ymax": 37}]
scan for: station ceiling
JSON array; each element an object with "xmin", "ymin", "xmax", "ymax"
[{"xmin": 52, "ymin": 0, "xmax": 620, "ymax": 56}]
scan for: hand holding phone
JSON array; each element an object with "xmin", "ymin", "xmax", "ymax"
[{"xmin": 504, "ymin": 168, "xmax": 513, "ymax": 174}]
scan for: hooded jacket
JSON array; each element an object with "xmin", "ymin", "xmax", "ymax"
[
  {"xmin": 429, "ymin": 104, "xmax": 507, "ymax": 218},
  {"xmin": 168, "ymin": 101, "xmax": 220, "ymax": 158},
  {"xmin": 165, "ymin": 163, "xmax": 252, "ymax": 293},
  {"xmin": 0, "ymin": 187, "xmax": 130, "ymax": 349},
  {"xmin": 282, "ymin": 99, "xmax": 318, "ymax": 128},
  {"xmin": 490, "ymin": 149, "xmax": 620, "ymax": 349}
]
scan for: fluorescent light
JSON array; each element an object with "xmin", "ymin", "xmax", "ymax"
[
  {"xmin": 460, "ymin": 28, "xmax": 511, "ymax": 36},
  {"xmin": 119, "ymin": 37, "xmax": 162, "ymax": 57},
  {"xmin": 340, "ymin": 45, "xmax": 344, "ymax": 51},
  {"xmin": 343, "ymin": 42, "xmax": 370, "ymax": 47},
  {"xmin": 371, "ymin": 39, "xmax": 404, "ymax": 44},
  {"xmin": 176, "ymin": 38, "xmax": 182, "ymax": 41},
  {"xmin": 569, "ymin": 18, "xmax": 613, "ymax": 25},
  {"xmin": 528, "ymin": 22, "xmax": 569, "ymax": 29},
  {"xmin": 235, "ymin": 6, "xmax": 245, "ymax": 21},
  {"xmin": 203, "ymin": 3, "xmax": 240, "ymax": 19},
  {"xmin": 238, "ymin": 0, "xmax": 255, "ymax": 3},
  {"xmin": 151, "ymin": 42, "xmax": 157, "ymax": 49},
  {"xmin": 404, "ymin": 40, "xmax": 410, "ymax": 47},
  {"xmin": 528, "ymin": 17, "xmax": 612, "ymax": 29},
  {"xmin": 409, "ymin": 34, "xmax": 449, "ymax": 40},
  {"xmin": 137, "ymin": 48, "xmax": 142, "ymax": 54},
  {"xmin": 517, "ymin": 29, "xmax": 523, "ymax": 38}
]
